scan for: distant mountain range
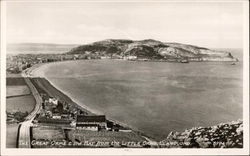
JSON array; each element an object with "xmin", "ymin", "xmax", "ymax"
[
  {"xmin": 7, "ymin": 43, "xmax": 78, "ymax": 54},
  {"xmin": 68, "ymin": 39, "xmax": 238, "ymax": 62}
]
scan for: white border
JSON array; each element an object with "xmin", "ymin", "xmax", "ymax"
[
  {"xmin": 1, "ymin": 0, "xmax": 249, "ymax": 155},
  {"xmin": 242, "ymin": 0, "xmax": 250, "ymax": 153},
  {"xmin": 1, "ymin": 0, "xmax": 7, "ymax": 152}
]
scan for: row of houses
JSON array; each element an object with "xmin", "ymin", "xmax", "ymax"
[
  {"xmin": 75, "ymin": 115, "xmax": 132, "ymax": 132},
  {"xmin": 76, "ymin": 115, "xmax": 107, "ymax": 131},
  {"xmin": 37, "ymin": 112, "xmax": 131, "ymax": 132},
  {"xmin": 37, "ymin": 95, "xmax": 131, "ymax": 132}
]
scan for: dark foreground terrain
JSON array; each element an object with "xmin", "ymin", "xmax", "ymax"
[{"xmin": 161, "ymin": 120, "xmax": 243, "ymax": 148}]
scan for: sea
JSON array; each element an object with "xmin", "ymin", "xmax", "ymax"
[{"xmin": 32, "ymin": 49, "xmax": 243, "ymax": 141}]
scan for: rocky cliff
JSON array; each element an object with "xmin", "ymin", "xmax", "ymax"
[
  {"xmin": 160, "ymin": 120, "xmax": 243, "ymax": 148},
  {"xmin": 68, "ymin": 39, "xmax": 238, "ymax": 62}
]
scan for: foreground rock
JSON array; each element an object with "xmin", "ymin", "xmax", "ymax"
[
  {"xmin": 160, "ymin": 120, "xmax": 243, "ymax": 148},
  {"xmin": 68, "ymin": 39, "xmax": 238, "ymax": 62}
]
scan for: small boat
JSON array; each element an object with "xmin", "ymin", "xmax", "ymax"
[{"xmin": 231, "ymin": 62, "xmax": 236, "ymax": 65}]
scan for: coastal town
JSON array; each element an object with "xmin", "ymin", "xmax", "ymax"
[
  {"xmin": 6, "ymin": 53, "xmax": 189, "ymax": 75},
  {"xmin": 7, "ymin": 53, "xmax": 99, "ymax": 74}
]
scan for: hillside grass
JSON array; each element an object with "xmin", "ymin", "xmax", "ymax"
[
  {"xmin": 7, "ymin": 86, "xmax": 30, "ymax": 97},
  {"xmin": 6, "ymin": 95, "xmax": 35, "ymax": 113},
  {"xmin": 32, "ymin": 126, "xmax": 65, "ymax": 141},
  {"xmin": 68, "ymin": 130, "xmax": 146, "ymax": 143},
  {"xmin": 6, "ymin": 124, "xmax": 19, "ymax": 148},
  {"xmin": 6, "ymin": 76, "xmax": 35, "ymax": 114},
  {"xmin": 6, "ymin": 77, "xmax": 26, "ymax": 86}
]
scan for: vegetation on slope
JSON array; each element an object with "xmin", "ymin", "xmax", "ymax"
[
  {"xmin": 68, "ymin": 39, "xmax": 238, "ymax": 61},
  {"xmin": 160, "ymin": 120, "xmax": 243, "ymax": 148}
]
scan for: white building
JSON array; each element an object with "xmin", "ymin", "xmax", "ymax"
[
  {"xmin": 76, "ymin": 115, "xmax": 107, "ymax": 131},
  {"xmin": 124, "ymin": 55, "xmax": 137, "ymax": 60},
  {"xmin": 49, "ymin": 98, "xmax": 58, "ymax": 105},
  {"xmin": 52, "ymin": 114, "xmax": 61, "ymax": 119}
]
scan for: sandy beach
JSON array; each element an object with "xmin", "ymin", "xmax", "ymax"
[
  {"xmin": 25, "ymin": 61, "xmax": 137, "ymax": 130},
  {"xmin": 24, "ymin": 62, "xmax": 95, "ymax": 116}
]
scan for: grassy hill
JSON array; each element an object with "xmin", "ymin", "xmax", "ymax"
[{"xmin": 68, "ymin": 39, "xmax": 238, "ymax": 62}]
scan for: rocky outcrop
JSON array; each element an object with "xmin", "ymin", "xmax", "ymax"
[
  {"xmin": 160, "ymin": 120, "xmax": 243, "ymax": 148},
  {"xmin": 68, "ymin": 39, "xmax": 238, "ymax": 62}
]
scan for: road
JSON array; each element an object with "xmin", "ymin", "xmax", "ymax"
[{"xmin": 18, "ymin": 75, "xmax": 43, "ymax": 148}]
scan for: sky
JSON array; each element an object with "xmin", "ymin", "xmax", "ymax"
[{"xmin": 6, "ymin": 1, "xmax": 245, "ymax": 48}]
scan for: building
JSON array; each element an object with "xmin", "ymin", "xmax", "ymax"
[
  {"xmin": 124, "ymin": 55, "xmax": 137, "ymax": 60},
  {"xmin": 52, "ymin": 113, "xmax": 61, "ymax": 119},
  {"xmin": 49, "ymin": 97, "xmax": 58, "ymax": 105},
  {"xmin": 76, "ymin": 115, "xmax": 107, "ymax": 131}
]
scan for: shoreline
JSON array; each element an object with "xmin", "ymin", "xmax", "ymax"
[
  {"xmin": 24, "ymin": 62, "xmax": 96, "ymax": 116},
  {"xmin": 26, "ymin": 61, "xmax": 116, "ymax": 116},
  {"xmin": 24, "ymin": 61, "xmax": 155, "ymax": 140}
]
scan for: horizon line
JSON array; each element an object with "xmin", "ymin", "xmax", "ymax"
[{"xmin": 7, "ymin": 41, "xmax": 243, "ymax": 50}]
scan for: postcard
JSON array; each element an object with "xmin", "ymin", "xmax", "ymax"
[{"xmin": 1, "ymin": 0, "xmax": 249, "ymax": 155}]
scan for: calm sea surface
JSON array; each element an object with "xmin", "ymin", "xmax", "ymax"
[{"xmin": 33, "ymin": 59, "xmax": 243, "ymax": 140}]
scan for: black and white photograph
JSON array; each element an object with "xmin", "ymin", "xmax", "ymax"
[{"xmin": 0, "ymin": 0, "xmax": 249, "ymax": 155}]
